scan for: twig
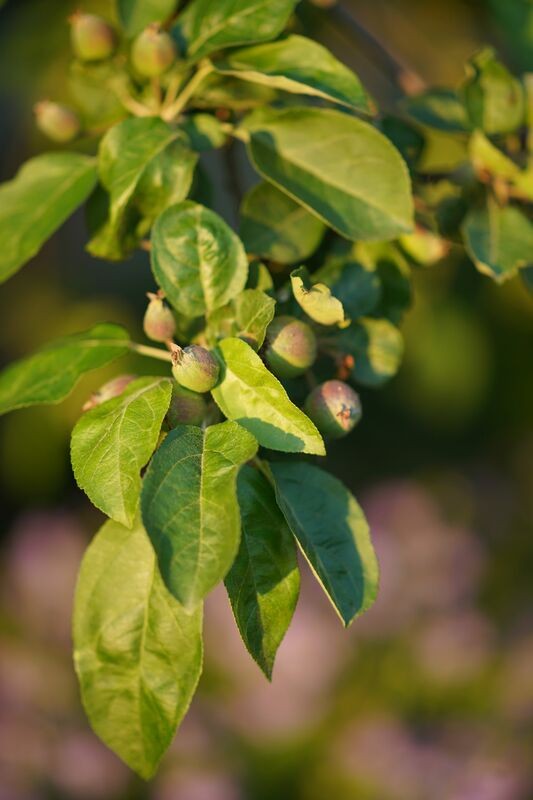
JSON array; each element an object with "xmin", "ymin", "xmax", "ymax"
[
  {"xmin": 161, "ymin": 60, "xmax": 214, "ymax": 121},
  {"xmin": 129, "ymin": 342, "xmax": 173, "ymax": 362}
]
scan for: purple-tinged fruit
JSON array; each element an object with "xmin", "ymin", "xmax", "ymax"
[
  {"xmin": 304, "ymin": 379, "xmax": 362, "ymax": 439},
  {"xmin": 264, "ymin": 315, "xmax": 317, "ymax": 379},
  {"xmin": 143, "ymin": 291, "xmax": 176, "ymax": 342},
  {"xmin": 171, "ymin": 344, "xmax": 219, "ymax": 393},
  {"xmin": 82, "ymin": 374, "xmax": 135, "ymax": 411},
  {"xmin": 70, "ymin": 12, "xmax": 116, "ymax": 62},
  {"xmin": 167, "ymin": 383, "xmax": 208, "ymax": 427},
  {"xmin": 131, "ymin": 24, "xmax": 176, "ymax": 78},
  {"xmin": 34, "ymin": 101, "xmax": 81, "ymax": 143}
]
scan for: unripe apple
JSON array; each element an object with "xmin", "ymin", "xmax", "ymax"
[
  {"xmin": 70, "ymin": 12, "xmax": 116, "ymax": 62},
  {"xmin": 143, "ymin": 292, "xmax": 176, "ymax": 342},
  {"xmin": 171, "ymin": 344, "xmax": 219, "ymax": 393},
  {"xmin": 82, "ymin": 374, "xmax": 135, "ymax": 411},
  {"xmin": 34, "ymin": 101, "xmax": 81, "ymax": 143},
  {"xmin": 167, "ymin": 383, "xmax": 208, "ymax": 427},
  {"xmin": 131, "ymin": 24, "xmax": 176, "ymax": 78},
  {"xmin": 304, "ymin": 379, "xmax": 362, "ymax": 439},
  {"xmin": 264, "ymin": 315, "xmax": 317, "ymax": 379}
]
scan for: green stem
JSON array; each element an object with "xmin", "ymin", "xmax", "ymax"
[
  {"xmin": 161, "ymin": 60, "xmax": 214, "ymax": 121},
  {"xmin": 129, "ymin": 342, "xmax": 173, "ymax": 362}
]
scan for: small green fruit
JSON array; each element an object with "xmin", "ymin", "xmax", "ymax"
[
  {"xmin": 143, "ymin": 291, "xmax": 176, "ymax": 342},
  {"xmin": 82, "ymin": 374, "xmax": 135, "ymax": 411},
  {"xmin": 34, "ymin": 101, "xmax": 81, "ymax": 143},
  {"xmin": 70, "ymin": 12, "xmax": 116, "ymax": 62},
  {"xmin": 171, "ymin": 344, "xmax": 219, "ymax": 393},
  {"xmin": 264, "ymin": 315, "xmax": 317, "ymax": 379},
  {"xmin": 304, "ymin": 379, "xmax": 362, "ymax": 439},
  {"xmin": 131, "ymin": 24, "xmax": 176, "ymax": 77},
  {"xmin": 167, "ymin": 383, "xmax": 208, "ymax": 427}
]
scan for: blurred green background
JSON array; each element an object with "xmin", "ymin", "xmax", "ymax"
[{"xmin": 0, "ymin": 1, "xmax": 532, "ymax": 798}]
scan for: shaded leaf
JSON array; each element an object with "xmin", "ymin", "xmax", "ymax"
[
  {"xmin": 240, "ymin": 181, "xmax": 325, "ymax": 264},
  {"xmin": 151, "ymin": 201, "xmax": 248, "ymax": 316},
  {"xmin": 0, "ymin": 324, "xmax": 130, "ymax": 415},
  {"xmin": 88, "ymin": 117, "xmax": 197, "ymax": 260},
  {"xmin": 461, "ymin": 47, "xmax": 525, "ymax": 135},
  {"xmin": 334, "ymin": 317, "xmax": 404, "ymax": 387},
  {"xmin": 208, "ymin": 289, "xmax": 276, "ymax": 350},
  {"xmin": 462, "ymin": 197, "xmax": 533, "ymax": 282},
  {"xmin": 212, "ymin": 337, "xmax": 325, "ymax": 455},
  {"xmin": 173, "ymin": 0, "xmax": 297, "ymax": 61},
  {"xmin": 214, "ymin": 34, "xmax": 372, "ymax": 112},
  {"xmin": 118, "ymin": 0, "xmax": 179, "ymax": 37},
  {"xmin": 141, "ymin": 422, "xmax": 258, "ymax": 608},
  {"xmin": 0, "ymin": 153, "xmax": 97, "ymax": 284},
  {"xmin": 402, "ymin": 88, "xmax": 470, "ymax": 133},
  {"xmin": 291, "ymin": 265, "xmax": 346, "ymax": 326},
  {"xmin": 71, "ymin": 377, "xmax": 172, "ymax": 527},
  {"xmin": 243, "ymin": 106, "xmax": 413, "ymax": 241},
  {"xmin": 270, "ymin": 461, "xmax": 378, "ymax": 626},
  {"xmin": 225, "ymin": 465, "xmax": 299, "ymax": 678},
  {"xmin": 73, "ymin": 516, "xmax": 202, "ymax": 779}
]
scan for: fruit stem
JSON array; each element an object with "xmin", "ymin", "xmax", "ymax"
[
  {"xmin": 161, "ymin": 59, "xmax": 214, "ymax": 120},
  {"xmin": 110, "ymin": 80, "xmax": 154, "ymax": 117},
  {"xmin": 129, "ymin": 341, "xmax": 173, "ymax": 362}
]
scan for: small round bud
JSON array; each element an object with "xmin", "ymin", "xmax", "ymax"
[
  {"xmin": 264, "ymin": 315, "xmax": 317, "ymax": 379},
  {"xmin": 143, "ymin": 291, "xmax": 176, "ymax": 342},
  {"xmin": 131, "ymin": 24, "xmax": 176, "ymax": 77},
  {"xmin": 167, "ymin": 383, "xmax": 208, "ymax": 427},
  {"xmin": 171, "ymin": 344, "xmax": 219, "ymax": 393},
  {"xmin": 82, "ymin": 374, "xmax": 135, "ymax": 411},
  {"xmin": 304, "ymin": 379, "xmax": 362, "ymax": 439},
  {"xmin": 34, "ymin": 101, "xmax": 81, "ymax": 143},
  {"xmin": 69, "ymin": 12, "xmax": 116, "ymax": 61}
]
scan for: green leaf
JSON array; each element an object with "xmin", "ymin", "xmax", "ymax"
[
  {"xmin": 402, "ymin": 88, "xmax": 470, "ymax": 133},
  {"xmin": 469, "ymin": 130, "xmax": 533, "ymax": 201},
  {"xmin": 462, "ymin": 197, "xmax": 533, "ymax": 282},
  {"xmin": 461, "ymin": 48, "xmax": 525, "ymax": 135},
  {"xmin": 353, "ymin": 241, "xmax": 412, "ymax": 324},
  {"xmin": 0, "ymin": 324, "xmax": 130, "ymax": 415},
  {"xmin": 71, "ymin": 377, "xmax": 172, "ymax": 527},
  {"xmin": 173, "ymin": 0, "xmax": 297, "ymax": 61},
  {"xmin": 151, "ymin": 201, "xmax": 248, "ymax": 316},
  {"xmin": 212, "ymin": 337, "xmax": 325, "ymax": 455},
  {"xmin": 141, "ymin": 422, "xmax": 258, "ymax": 609},
  {"xmin": 243, "ymin": 106, "xmax": 413, "ymax": 241},
  {"xmin": 239, "ymin": 181, "xmax": 325, "ymax": 264},
  {"xmin": 214, "ymin": 34, "xmax": 372, "ymax": 113},
  {"xmin": 192, "ymin": 73, "xmax": 276, "ymax": 110},
  {"xmin": 118, "ymin": 0, "xmax": 179, "ymax": 37},
  {"xmin": 226, "ymin": 465, "xmax": 299, "ymax": 678},
  {"xmin": 208, "ymin": 288, "xmax": 276, "ymax": 350},
  {"xmin": 88, "ymin": 117, "xmax": 197, "ymax": 260},
  {"xmin": 270, "ymin": 461, "xmax": 378, "ymax": 626},
  {"xmin": 0, "ymin": 153, "xmax": 97, "ymax": 284},
  {"xmin": 73, "ymin": 516, "xmax": 202, "ymax": 779},
  {"xmin": 334, "ymin": 317, "xmax": 404, "ymax": 387},
  {"xmin": 181, "ymin": 113, "xmax": 228, "ymax": 151},
  {"xmin": 291, "ymin": 265, "xmax": 346, "ymax": 327}
]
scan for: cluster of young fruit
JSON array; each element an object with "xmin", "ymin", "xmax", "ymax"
[
  {"xmin": 137, "ymin": 291, "xmax": 362, "ymax": 441},
  {"xmin": 34, "ymin": 12, "xmax": 177, "ymax": 142}
]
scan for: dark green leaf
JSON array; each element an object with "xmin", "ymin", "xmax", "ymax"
[
  {"xmin": 462, "ymin": 197, "xmax": 533, "ymax": 282},
  {"xmin": 240, "ymin": 181, "xmax": 325, "ymax": 264},
  {"xmin": 88, "ymin": 117, "xmax": 197, "ymax": 260},
  {"xmin": 173, "ymin": 0, "xmax": 298, "ymax": 61},
  {"xmin": 181, "ymin": 113, "xmax": 228, "ymax": 151},
  {"xmin": 0, "ymin": 324, "xmax": 130, "ymax": 415},
  {"xmin": 402, "ymin": 88, "xmax": 470, "ymax": 133},
  {"xmin": 243, "ymin": 106, "xmax": 413, "ymax": 241},
  {"xmin": 225, "ymin": 465, "xmax": 299, "ymax": 678},
  {"xmin": 214, "ymin": 34, "xmax": 372, "ymax": 112},
  {"xmin": 0, "ymin": 153, "xmax": 97, "ymax": 284},
  {"xmin": 73, "ymin": 516, "xmax": 202, "ymax": 779},
  {"xmin": 151, "ymin": 201, "xmax": 248, "ymax": 316},
  {"xmin": 270, "ymin": 461, "xmax": 378, "ymax": 626},
  {"xmin": 71, "ymin": 377, "xmax": 172, "ymax": 527},
  {"xmin": 335, "ymin": 317, "xmax": 404, "ymax": 387},
  {"xmin": 141, "ymin": 422, "xmax": 258, "ymax": 609},
  {"xmin": 118, "ymin": 0, "xmax": 179, "ymax": 37},
  {"xmin": 291, "ymin": 265, "xmax": 346, "ymax": 326},
  {"xmin": 212, "ymin": 337, "xmax": 325, "ymax": 455}
]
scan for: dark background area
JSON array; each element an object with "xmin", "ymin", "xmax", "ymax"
[{"xmin": 0, "ymin": 1, "xmax": 532, "ymax": 798}]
